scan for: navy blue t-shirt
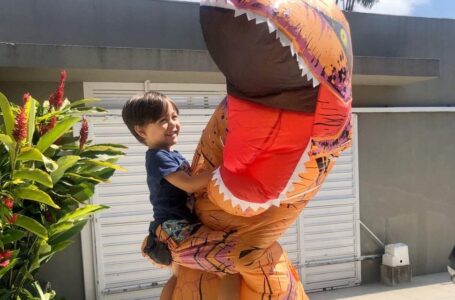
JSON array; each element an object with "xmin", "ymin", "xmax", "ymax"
[{"xmin": 145, "ymin": 149, "xmax": 198, "ymax": 224}]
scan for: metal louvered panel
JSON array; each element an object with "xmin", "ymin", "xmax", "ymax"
[
  {"xmin": 299, "ymin": 117, "xmax": 361, "ymax": 292},
  {"xmin": 83, "ymin": 83, "xmax": 360, "ymax": 299},
  {"xmin": 85, "ymin": 84, "xmax": 229, "ymax": 299}
]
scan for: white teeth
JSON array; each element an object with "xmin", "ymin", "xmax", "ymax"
[
  {"xmin": 276, "ymin": 31, "xmax": 291, "ymax": 47},
  {"xmin": 255, "ymin": 16, "xmax": 267, "ymax": 24},
  {"xmin": 246, "ymin": 12, "xmax": 255, "ymax": 21},
  {"xmin": 217, "ymin": 4, "xmax": 322, "ymax": 89},
  {"xmin": 297, "ymin": 57, "xmax": 309, "ymax": 75},
  {"xmin": 267, "ymin": 20, "xmax": 276, "ymax": 33},
  {"xmin": 307, "ymin": 72, "xmax": 313, "ymax": 81},
  {"xmin": 290, "ymin": 44, "xmax": 296, "ymax": 57},
  {"xmin": 234, "ymin": 9, "xmax": 247, "ymax": 17}
]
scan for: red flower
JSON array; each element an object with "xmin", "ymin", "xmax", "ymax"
[
  {"xmin": 49, "ymin": 70, "xmax": 67, "ymax": 110},
  {"xmin": 79, "ymin": 116, "xmax": 88, "ymax": 150},
  {"xmin": 12, "ymin": 99, "xmax": 28, "ymax": 143},
  {"xmin": 0, "ymin": 259, "xmax": 10, "ymax": 268},
  {"xmin": 6, "ymin": 214, "xmax": 18, "ymax": 224},
  {"xmin": 1, "ymin": 251, "xmax": 13, "ymax": 260},
  {"xmin": 23, "ymin": 92, "xmax": 31, "ymax": 104},
  {"xmin": 3, "ymin": 197, "xmax": 13, "ymax": 210},
  {"xmin": 44, "ymin": 211, "xmax": 53, "ymax": 223},
  {"xmin": 39, "ymin": 115, "xmax": 57, "ymax": 135}
]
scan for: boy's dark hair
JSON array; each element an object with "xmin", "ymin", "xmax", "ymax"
[{"xmin": 122, "ymin": 91, "xmax": 179, "ymax": 144}]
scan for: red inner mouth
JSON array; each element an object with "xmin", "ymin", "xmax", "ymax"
[{"xmin": 220, "ymin": 94, "xmax": 314, "ymax": 203}]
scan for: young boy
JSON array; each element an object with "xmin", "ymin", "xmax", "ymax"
[{"xmin": 122, "ymin": 91, "xmax": 240, "ymax": 300}]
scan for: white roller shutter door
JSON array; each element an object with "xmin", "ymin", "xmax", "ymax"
[{"xmin": 82, "ymin": 82, "xmax": 360, "ymax": 299}]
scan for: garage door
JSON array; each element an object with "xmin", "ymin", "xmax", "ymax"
[{"xmin": 82, "ymin": 82, "xmax": 360, "ymax": 299}]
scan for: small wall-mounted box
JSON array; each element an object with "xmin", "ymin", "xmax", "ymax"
[
  {"xmin": 382, "ymin": 243, "xmax": 410, "ymax": 267},
  {"xmin": 381, "ymin": 243, "xmax": 412, "ymax": 286}
]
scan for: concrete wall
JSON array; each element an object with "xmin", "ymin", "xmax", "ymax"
[
  {"xmin": 0, "ymin": 0, "xmax": 205, "ymax": 50},
  {"xmin": 357, "ymin": 112, "xmax": 455, "ymax": 282},
  {"xmin": 344, "ymin": 12, "xmax": 455, "ymax": 282},
  {"xmin": 348, "ymin": 12, "xmax": 455, "ymax": 107}
]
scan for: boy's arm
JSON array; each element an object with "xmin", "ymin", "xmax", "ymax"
[{"xmin": 164, "ymin": 171, "xmax": 212, "ymax": 194}]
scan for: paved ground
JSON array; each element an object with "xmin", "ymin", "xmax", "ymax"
[{"xmin": 308, "ymin": 272, "xmax": 455, "ymax": 300}]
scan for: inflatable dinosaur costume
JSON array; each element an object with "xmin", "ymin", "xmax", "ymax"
[{"xmin": 153, "ymin": 0, "xmax": 353, "ymax": 298}]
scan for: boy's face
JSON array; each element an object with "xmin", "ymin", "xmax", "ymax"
[{"xmin": 135, "ymin": 101, "xmax": 180, "ymax": 150}]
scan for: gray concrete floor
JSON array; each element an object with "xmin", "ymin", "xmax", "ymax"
[{"xmin": 308, "ymin": 272, "xmax": 455, "ymax": 300}]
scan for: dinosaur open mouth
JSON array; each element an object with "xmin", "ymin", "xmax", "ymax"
[
  {"xmin": 200, "ymin": 4, "xmax": 321, "ymax": 113},
  {"xmin": 200, "ymin": 0, "xmax": 352, "ymax": 212}
]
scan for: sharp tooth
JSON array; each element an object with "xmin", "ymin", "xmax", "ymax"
[
  {"xmin": 307, "ymin": 73, "xmax": 314, "ymax": 82},
  {"xmin": 290, "ymin": 44, "xmax": 296, "ymax": 56},
  {"xmin": 297, "ymin": 57, "xmax": 308, "ymax": 73},
  {"xmin": 301, "ymin": 69, "xmax": 309, "ymax": 77},
  {"xmin": 312, "ymin": 77, "xmax": 320, "ymax": 87},
  {"xmin": 267, "ymin": 20, "xmax": 276, "ymax": 33},
  {"xmin": 277, "ymin": 32, "xmax": 291, "ymax": 47},
  {"xmin": 234, "ymin": 9, "xmax": 247, "ymax": 17},
  {"xmin": 246, "ymin": 12, "xmax": 255, "ymax": 21},
  {"xmin": 255, "ymin": 16, "xmax": 267, "ymax": 24}
]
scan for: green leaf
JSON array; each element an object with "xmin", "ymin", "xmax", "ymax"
[
  {"xmin": 0, "ymin": 133, "xmax": 15, "ymax": 150},
  {"xmin": 84, "ymin": 159, "xmax": 127, "ymax": 171},
  {"xmin": 50, "ymin": 240, "xmax": 73, "ymax": 254},
  {"xmin": 86, "ymin": 143, "xmax": 128, "ymax": 149},
  {"xmin": 0, "ymin": 92, "xmax": 14, "ymax": 138},
  {"xmin": 71, "ymin": 183, "xmax": 95, "ymax": 202},
  {"xmin": 17, "ymin": 147, "xmax": 58, "ymax": 172},
  {"xmin": 1, "ymin": 229, "xmax": 26, "ymax": 244},
  {"xmin": 66, "ymin": 172, "xmax": 106, "ymax": 184},
  {"xmin": 13, "ymin": 187, "xmax": 60, "ymax": 209},
  {"xmin": 58, "ymin": 204, "xmax": 107, "ymax": 223},
  {"xmin": 49, "ymin": 221, "xmax": 74, "ymax": 237},
  {"xmin": 13, "ymin": 169, "xmax": 53, "ymax": 188},
  {"xmin": 0, "ymin": 258, "xmax": 18, "ymax": 279},
  {"xmin": 14, "ymin": 215, "xmax": 48, "ymax": 240},
  {"xmin": 69, "ymin": 98, "xmax": 100, "ymax": 108},
  {"xmin": 51, "ymin": 155, "xmax": 80, "ymax": 184},
  {"xmin": 49, "ymin": 220, "xmax": 87, "ymax": 245},
  {"xmin": 24, "ymin": 97, "xmax": 37, "ymax": 145},
  {"xmin": 36, "ymin": 117, "xmax": 79, "ymax": 152}
]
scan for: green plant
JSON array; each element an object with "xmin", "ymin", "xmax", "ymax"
[{"xmin": 0, "ymin": 71, "xmax": 126, "ymax": 299}]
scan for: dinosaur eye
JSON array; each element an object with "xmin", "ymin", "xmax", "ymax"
[{"xmin": 340, "ymin": 28, "xmax": 348, "ymax": 47}]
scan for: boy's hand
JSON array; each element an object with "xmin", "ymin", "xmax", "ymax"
[{"xmin": 164, "ymin": 170, "xmax": 213, "ymax": 194}]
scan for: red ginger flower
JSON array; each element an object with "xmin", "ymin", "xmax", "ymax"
[
  {"xmin": 1, "ymin": 251, "xmax": 13, "ymax": 260},
  {"xmin": 6, "ymin": 213, "xmax": 18, "ymax": 224},
  {"xmin": 3, "ymin": 197, "xmax": 13, "ymax": 210},
  {"xmin": 79, "ymin": 116, "xmax": 88, "ymax": 150},
  {"xmin": 12, "ymin": 94, "xmax": 29, "ymax": 143},
  {"xmin": 39, "ymin": 115, "xmax": 57, "ymax": 135},
  {"xmin": 49, "ymin": 70, "xmax": 67, "ymax": 110},
  {"xmin": 0, "ymin": 260, "xmax": 10, "ymax": 268}
]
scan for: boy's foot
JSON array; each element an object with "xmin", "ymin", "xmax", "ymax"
[{"xmin": 144, "ymin": 235, "xmax": 172, "ymax": 265}]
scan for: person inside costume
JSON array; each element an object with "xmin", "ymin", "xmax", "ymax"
[
  {"xmin": 122, "ymin": 91, "xmax": 241, "ymax": 300},
  {"xmin": 137, "ymin": 0, "xmax": 354, "ymax": 299}
]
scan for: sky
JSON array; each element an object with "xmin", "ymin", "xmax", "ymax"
[
  {"xmin": 353, "ymin": 0, "xmax": 455, "ymax": 19},
  {"xmin": 174, "ymin": 0, "xmax": 455, "ymax": 19}
]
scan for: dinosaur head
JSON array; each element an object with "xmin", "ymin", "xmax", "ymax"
[
  {"xmin": 200, "ymin": 0, "xmax": 353, "ymax": 215},
  {"xmin": 200, "ymin": 0, "xmax": 353, "ymax": 110}
]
